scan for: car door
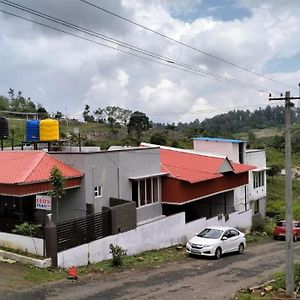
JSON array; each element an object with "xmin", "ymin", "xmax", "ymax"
[
  {"xmin": 294, "ymin": 222, "xmax": 300, "ymax": 238},
  {"xmin": 229, "ymin": 229, "xmax": 241, "ymax": 251},
  {"xmin": 221, "ymin": 230, "xmax": 231, "ymax": 253}
]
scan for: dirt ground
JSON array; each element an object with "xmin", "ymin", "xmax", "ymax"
[
  {"xmin": 1, "ymin": 240, "xmax": 300, "ymax": 300},
  {"xmin": 0, "ymin": 261, "xmax": 36, "ymax": 294}
]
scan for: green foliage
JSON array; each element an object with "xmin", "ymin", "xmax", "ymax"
[
  {"xmin": 109, "ymin": 244, "xmax": 127, "ymax": 267},
  {"xmin": 0, "ymin": 89, "xmax": 49, "ymax": 117},
  {"xmin": 271, "ymin": 262, "xmax": 300, "ymax": 290},
  {"xmin": 82, "ymin": 104, "xmax": 95, "ymax": 123},
  {"xmin": 251, "ymin": 215, "xmax": 267, "ymax": 233},
  {"xmin": 48, "ymin": 166, "xmax": 66, "ymax": 200},
  {"xmin": 149, "ymin": 132, "xmax": 167, "ymax": 145},
  {"xmin": 267, "ymin": 176, "xmax": 300, "ymax": 220},
  {"xmin": 171, "ymin": 140, "xmax": 179, "ymax": 147},
  {"xmin": 0, "ymin": 95, "xmax": 10, "ymax": 111},
  {"xmin": 127, "ymin": 111, "xmax": 151, "ymax": 140},
  {"xmin": 266, "ymin": 148, "xmax": 284, "ymax": 169},
  {"xmin": 266, "ymin": 164, "xmax": 281, "ymax": 178},
  {"xmin": 94, "ymin": 106, "xmax": 132, "ymax": 126},
  {"xmin": 12, "ymin": 222, "xmax": 41, "ymax": 237}
]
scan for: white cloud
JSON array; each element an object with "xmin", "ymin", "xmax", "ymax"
[
  {"xmin": 0, "ymin": 0, "xmax": 299, "ymax": 123},
  {"xmin": 117, "ymin": 69, "xmax": 129, "ymax": 87}
]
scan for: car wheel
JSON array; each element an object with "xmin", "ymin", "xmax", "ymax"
[
  {"xmin": 294, "ymin": 235, "xmax": 298, "ymax": 242},
  {"xmin": 238, "ymin": 243, "xmax": 244, "ymax": 255},
  {"xmin": 273, "ymin": 235, "xmax": 278, "ymax": 240},
  {"xmin": 215, "ymin": 247, "xmax": 222, "ymax": 259}
]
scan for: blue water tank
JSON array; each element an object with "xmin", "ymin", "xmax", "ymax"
[{"xmin": 26, "ymin": 120, "xmax": 40, "ymax": 142}]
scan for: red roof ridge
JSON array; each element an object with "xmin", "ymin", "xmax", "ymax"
[
  {"xmin": 140, "ymin": 142, "xmax": 226, "ymax": 159},
  {"xmin": 20, "ymin": 151, "xmax": 46, "ymax": 182}
]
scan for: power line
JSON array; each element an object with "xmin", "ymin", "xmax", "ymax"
[
  {"xmin": 0, "ymin": 1, "xmax": 280, "ymax": 93},
  {"xmin": 0, "ymin": 1, "xmax": 273, "ymax": 93},
  {"xmin": 80, "ymin": 0, "xmax": 297, "ymax": 91}
]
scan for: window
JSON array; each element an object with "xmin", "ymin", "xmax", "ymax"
[
  {"xmin": 253, "ymin": 171, "xmax": 265, "ymax": 188},
  {"xmin": 131, "ymin": 177, "xmax": 160, "ymax": 207},
  {"xmin": 94, "ymin": 186, "xmax": 102, "ymax": 197}
]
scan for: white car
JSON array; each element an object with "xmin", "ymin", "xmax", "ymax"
[{"xmin": 186, "ymin": 226, "xmax": 246, "ymax": 259}]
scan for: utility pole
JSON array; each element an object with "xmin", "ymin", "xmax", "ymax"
[{"xmin": 269, "ymin": 91, "xmax": 300, "ymax": 297}]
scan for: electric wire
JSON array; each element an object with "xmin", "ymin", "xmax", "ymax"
[
  {"xmin": 80, "ymin": 0, "xmax": 297, "ymax": 91},
  {"xmin": 0, "ymin": 1, "xmax": 281, "ymax": 93},
  {"xmin": 0, "ymin": 1, "xmax": 273, "ymax": 93}
]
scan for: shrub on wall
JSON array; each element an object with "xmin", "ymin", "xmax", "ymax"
[
  {"xmin": 109, "ymin": 243, "xmax": 127, "ymax": 267},
  {"xmin": 12, "ymin": 222, "xmax": 41, "ymax": 237}
]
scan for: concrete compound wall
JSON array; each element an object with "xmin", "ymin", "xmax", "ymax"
[
  {"xmin": 0, "ymin": 232, "xmax": 44, "ymax": 256},
  {"xmin": 58, "ymin": 209, "xmax": 252, "ymax": 268}
]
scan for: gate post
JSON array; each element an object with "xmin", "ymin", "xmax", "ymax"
[{"xmin": 45, "ymin": 214, "xmax": 58, "ymax": 267}]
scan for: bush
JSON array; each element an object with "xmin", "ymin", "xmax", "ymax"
[
  {"xmin": 251, "ymin": 215, "xmax": 275, "ymax": 235},
  {"xmin": 251, "ymin": 215, "xmax": 266, "ymax": 232},
  {"xmin": 109, "ymin": 244, "xmax": 127, "ymax": 267},
  {"xmin": 12, "ymin": 222, "xmax": 41, "ymax": 237}
]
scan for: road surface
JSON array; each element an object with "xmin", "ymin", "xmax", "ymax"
[{"xmin": 2, "ymin": 240, "xmax": 300, "ymax": 300}]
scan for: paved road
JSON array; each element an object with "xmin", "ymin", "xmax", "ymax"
[{"xmin": 2, "ymin": 240, "xmax": 300, "ymax": 300}]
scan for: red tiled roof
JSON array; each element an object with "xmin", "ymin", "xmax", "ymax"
[
  {"xmin": 0, "ymin": 151, "xmax": 83, "ymax": 185},
  {"xmin": 159, "ymin": 148, "xmax": 255, "ymax": 183}
]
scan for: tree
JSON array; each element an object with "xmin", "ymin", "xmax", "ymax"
[
  {"xmin": 37, "ymin": 103, "xmax": 49, "ymax": 118},
  {"xmin": 83, "ymin": 104, "xmax": 94, "ymax": 122},
  {"xmin": 94, "ymin": 106, "xmax": 132, "ymax": 126},
  {"xmin": 0, "ymin": 96, "xmax": 9, "ymax": 111},
  {"xmin": 48, "ymin": 166, "xmax": 66, "ymax": 222},
  {"xmin": 266, "ymin": 164, "xmax": 281, "ymax": 179},
  {"xmin": 54, "ymin": 111, "xmax": 63, "ymax": 120},
  {"xmin": 9, "ymin": 90, "xmax": 36, "ymax": 112},
  {"xmin": 248, "ymin": 131, "xmax": 256, "ymax": 147},
  {"xmin": 127, "ymin": 111, "xmax": 151, "ymax": 140},
  {"xmin": 150, "ymin": 132, "xmax": 167, "ymax": 145}
]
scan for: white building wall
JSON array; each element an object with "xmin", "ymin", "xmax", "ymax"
[
  {"xmin": 57, "ymin": 209, "xmax": 252, "ymax": 268},
  {"xmin": 193, "ymin": 140, "xmax": 240, "ymax": 162},
  {"xmin": 52, "ymin": 147, "xmax": 163, "ymax": 224},
  {"xmin": 245, "ymin": 150, "xmax": 267, "ymax": 216},
  {"xmin": 0, "ymin": 232, "xmax": 44, "ymax": 256}
]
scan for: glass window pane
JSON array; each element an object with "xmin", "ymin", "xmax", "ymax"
[
  {"xmin": 132, "ymin": 181, "xmax": 138, "ymax": 207},
  {"xmin": 146, "ymin": 178, "xmax": 152, "ymax": 204},
  {"xmin": 140, "ymin": 180, "xmax": 146, "ymax": 206},
  {"xmin": 153, "ymin": 177, "xmax": 158, "ymax": 202}
]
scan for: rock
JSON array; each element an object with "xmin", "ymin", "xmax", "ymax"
[
  {"xmin": 0, "ymin": 256, "xmax": 16, "ymax": 264},
  {"xmin": 260, "ymin": 292, "xmax": 265, "ymax": 296},
  {"xmin": 264, "ymin": 285, "xmax": 273, "ymax": 292},
  {"xmin": 137, "ymin": 256, "xmax": 144, "ymax": 261},
  {"xmin": 176, "ymin": 245, "xmax": 183, "ymax": 250}
]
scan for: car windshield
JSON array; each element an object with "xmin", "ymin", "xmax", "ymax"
[
  {"xmin": 277, "ymin": 221, "xmax": 300, "ymax": 227},
  {"xmin": 276, "ymin": 222, "xmax": 285, "ymax": 227},
  {"xmin": 197, "ymin": 228, "xmax": 223, "ymax": 239}
]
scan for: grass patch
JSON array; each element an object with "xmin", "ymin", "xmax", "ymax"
[
  {"xmin": 78, "ymin": 245, "xmax": 187, "ymax": 276},
  {"xmin": 15, "ymin": 245, "xmax": 187, "ymax": 284},
  {"xmin": 267, "ymin": 176, "xmax": 300, "ymax": 220},
  {"xmin": 24, "ymin": 267, "xmax": 66, "ymax": 283}
]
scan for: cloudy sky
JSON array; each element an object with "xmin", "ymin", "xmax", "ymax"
[{"xmin": 0, "ymin": 0, "xmax": 300, "ymax": 123}]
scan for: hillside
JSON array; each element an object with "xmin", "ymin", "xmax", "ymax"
[{"xmin": 2, "ymin": 103, "xmax": 300, "ymax": 170}]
